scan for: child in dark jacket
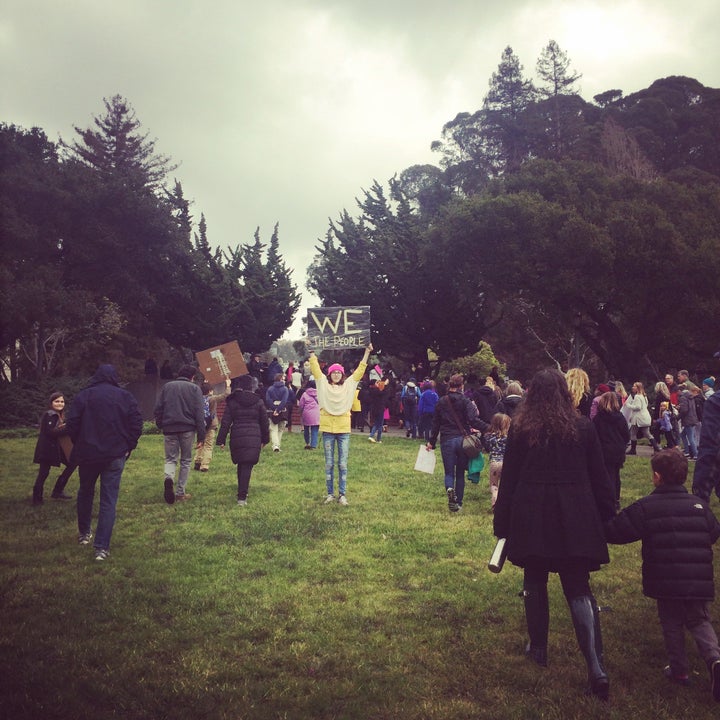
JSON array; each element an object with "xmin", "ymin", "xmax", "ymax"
[
  {"xmin": 592, "ymin": 391, "xmax": 630, "ymax": 510},
  {"xmin": 604, "ymin": 449, "xmax": 720, "ymax": 699}
]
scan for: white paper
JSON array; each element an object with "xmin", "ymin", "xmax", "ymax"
[{"xmin": 414, "ymin": 445, "xmax": 436, "ymax": 474}]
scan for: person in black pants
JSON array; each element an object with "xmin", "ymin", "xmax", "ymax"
[{"xmin": 216, "ymin": 374, "xmax": 270, "ymax": 506}]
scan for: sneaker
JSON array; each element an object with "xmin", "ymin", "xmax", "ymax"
[
  {"xmin": 375, "ymin": 440, "xmax": 382, "ymax": 444},
  {"xmin": 237, "ymin": 499, "xmax": 247, "ymax": 507},
  {"xmin": 164, "ymin": 477, "xmax": 175, "ymax": 504},
  {"xmin": 447, "ymin": 487, "xmax": 459, "ymax": 512},
  {"xmin": 368, "ymin": 436, "xmax": 376, "ymax": 443},
  {"xmin": 324, "ymin": 494, "xmax": 336, "ymax": 504},
  {"xmin": 175, "ymin": 493, "xmax": 192, "ymax": 501},
  {"xmin": 711, "ymin": 659, "xmax": 720, "ymax": 701},
  {"xmin": 78, "ymin": 532, "xmax": 93, "ymax": 545},
  {"xmin": 338, "ymin": 495, "xmax": 349, "ymax": 506},
  {"xmin": 663, "ymin": 665, "xmax": 692, "ymax": 686},
  {"xmin": 94, "ymin": 548, "xmax": 109, "ymax": 561}
]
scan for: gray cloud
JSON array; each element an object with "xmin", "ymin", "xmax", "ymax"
[{"xmin": 3, "ymin": 0, "xmax": 719, "ymax": 338}]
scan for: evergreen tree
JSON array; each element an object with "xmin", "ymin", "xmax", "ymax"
[
  {"xmin": 532, "ymin": 40, "xmax": 585, "ymax": 158},
  {"xmin": 481, "ymin": 46, "xmax": 536, "ymax": 172},
  {"xmin": 64, "ymin": 94, "xmax": 176, "ymax": 190}
]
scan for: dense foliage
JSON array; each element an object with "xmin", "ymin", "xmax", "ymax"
[
  {"xmin": 1, "ymin": 95, "xmax": 300, "ymax": 382},
  {"xmin": 307, "ymin": 42, "xmax": 720, "ymax": 381}
]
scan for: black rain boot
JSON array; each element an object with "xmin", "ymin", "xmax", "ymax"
[
  {"xmin": 626, "ymin": 441, "xmax": 637, "ymax": 455},
  {"xmin": 569, "ymin": 595, "xmax": 609, "ymax": 700},
  {"xmin": 523, "ymin": 583, "xmax": 549, "ymax": 667}
]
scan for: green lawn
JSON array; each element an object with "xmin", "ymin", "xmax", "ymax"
[{"xmin": 2, "ymin": 430, "xmax": 720, "ymax": 719}]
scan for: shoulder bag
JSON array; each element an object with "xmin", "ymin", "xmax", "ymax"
[{"xmin": 445, "ymin": 395, "xmax": 483, "ymax": 458}]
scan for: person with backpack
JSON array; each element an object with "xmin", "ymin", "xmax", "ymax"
[
  {"xmin": 401, "ymin": 378, "xmax": 421, "ymax": 439},
  {"xmin": 265, "ymin": 373, "xmax": 290, "ymax": 452},
  {"xmin": 194, "ymin": 378, "xmax": 231, "ymax": 472}
]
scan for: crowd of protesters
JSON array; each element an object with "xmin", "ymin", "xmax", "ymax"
[{"xmin": 27, "ymin": 353, "xmax": 720, "ymax": 703}]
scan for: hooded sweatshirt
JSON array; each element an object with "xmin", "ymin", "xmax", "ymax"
[{"xmin": 65, "ymin": 364, "xmax": 143, "ymax": 464}]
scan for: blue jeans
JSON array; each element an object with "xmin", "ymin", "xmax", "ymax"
[
  {"xmin": 440, "ymin": 435, "xmax": 468, "ymax": 505},
  {"xmin": 77, "ymin": 456, "xmax": 126, "ymax": 551},
  {"xmin": 404, "ymin": 405, "xmax": 418, "ymax": 437},
  {"xmin": 304, "ymin": 425, "xmax": 319, "ymax": 448},
  {"xmin": 680, "ymin": 425, "xmax": 698, "ymax": 458},
  {"xmin": 164, "ymin": 431, "xmax": 195, "ymax": 495},
  {"xmin": 323, "ymin": 432, "xmax": 349, "ymax": 496},
  {"xmin": 369, "ymin": 411, "xmax": 384, "ymax": 441}
]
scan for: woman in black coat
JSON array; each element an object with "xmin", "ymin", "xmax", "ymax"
[
  {"xmin": 592, "ymin": 391, "xmax": 631, "ymax": 509},
  {"xmin": 493, "ymin": 369, "xmax": 616, "ymax": 700},
  {"xmin": 32, "ymin": 392, "xmax": 77, "ymax": 504},
  {"xmin": 216, "ymin": 375, "xmax": 270, "ymax": 506}
]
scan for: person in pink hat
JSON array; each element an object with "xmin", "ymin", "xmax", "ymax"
[{"xmin": 308, "ymin": 344, "xmax": 373, "ymax": 505}]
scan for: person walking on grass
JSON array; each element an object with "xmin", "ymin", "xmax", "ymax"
[
  {"xmin": 154, "ymin": 364, "xmax": 206, "ymax": 504},
  {"xmin": 308, "ymin": 344, "xmax": 373, "ymax": 506},
  {"xmin": 65, "ymin": 364, "xmax": 143, "ymax": 561},
  {"xmin": 605, "ymin": 450, "xmax": 720, "ymax": 700},
  {"xmin": 265, "ymin": 373, "xmax": 290, "ymax": 452},
  {"xmin": 623, "ymin": 381, "xmax": 660, "ymax": 455},
  {"xmin": 31, "ymin": 392, "xmax": 77, "ymax": 505},
  {"xmin": 298, "ymin": 378, "xmax": 320, "ymax": 449},
  {"xmin": 493, "ymin": 369, "xmax": 616, "ymax": 701},
  {"xmin": 592, "ymin": 391, "xmax": 630, "ymax": 510},
  {"xmin": 216, "ymin": 374, "xmax": 270, "ymax": 506},
  {"xmin": 194, "ymin": 378, "xmax": 231, "ymax": 473},
  {"xmin": 426, "ymin": 374, "xmax": 488, "ymax": 513},
  {"xmin": 481, "ymin": 412, "xmax": 511, "ymax": 511}
]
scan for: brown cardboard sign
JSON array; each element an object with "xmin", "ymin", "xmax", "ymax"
[
  {"xmin": 195, "ymin": 341, "xmax": 248, "ymax": 384},
  {"xmin": 306, "ymin": 306, "xmax": 371, "ymax": 350}
]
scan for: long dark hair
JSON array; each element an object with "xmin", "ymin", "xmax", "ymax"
[{"xmin": 511, "ymin": 369, "xmax": 578, "ymax": 446}]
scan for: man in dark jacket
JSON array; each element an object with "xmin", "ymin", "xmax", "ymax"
[
  {"xmin": 65, "ymin": 364, "xmax": 143, "ymax": 561},
  {"xmin": 154, "ymin": 364, "xmax": 206, "ymax": 503},
  {"xmin": 605, "ymin": 449, "xmax": 720, "ymax": 697},
  {"xmin": 693, "ymin": 390, "xmax": 720, "ymax": 501}
]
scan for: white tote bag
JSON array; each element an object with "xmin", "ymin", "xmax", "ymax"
[{"xmin": 414, "ymin": 446, "xmax": 436, "ymax": 474}]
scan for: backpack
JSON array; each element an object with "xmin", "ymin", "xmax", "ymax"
[
  {"xmin": 694, "ymin": 393, "xmax": 705, "ymax": 422},
  {"xmin": 203, "ymin": 395, "xmax": 213, "ymax": 429},
  {"xmin": 403, "ymin": 384, "xmax": 419, "ymax": 408}
]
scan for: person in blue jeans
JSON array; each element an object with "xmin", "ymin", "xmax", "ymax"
[
  {"xmin": 426, "ymin": 374, "xmax": 487, "ymax": 512},
  {"xmin": 65, "ymin": 365, "xmax": 143, "ymax": 561}
]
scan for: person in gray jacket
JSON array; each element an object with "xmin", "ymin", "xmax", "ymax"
[{"xmin": 154, "ymin": 364, "xmax": 206, "ymax": 503}]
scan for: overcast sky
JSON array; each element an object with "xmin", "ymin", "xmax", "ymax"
[{"xmin": 3, "ymin": 0, "xmax": 719, "ymax": 340}]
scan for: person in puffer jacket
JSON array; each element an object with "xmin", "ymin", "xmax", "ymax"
[
  {"xmin": 216, "ymin": 374, "xmax": 270, "ymax": 506},
  {"xmin": 605, "ymin": 449, "xmax": 720, "ymax": 698}
]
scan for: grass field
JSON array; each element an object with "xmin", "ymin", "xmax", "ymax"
[{"xmin": 2, "ymin": 429, "xmax": 720, "ymax": 719}]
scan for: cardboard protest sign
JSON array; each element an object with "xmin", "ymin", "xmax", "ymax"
[
  {"xmin": 306, "ymin": 306, "xmax": 371, "ymax": 350},
  {"xmin": 195, "ymin": 341, "xmax": 248, "ymax": 384}
]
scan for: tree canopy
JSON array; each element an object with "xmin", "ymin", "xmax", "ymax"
[
  {"xmin": 1, "ymin": 96, "xmax": 300, "ymax": 381},
  {"xmin": 308, "ymin": 43, "xmax": 720, "ymax": 382}
]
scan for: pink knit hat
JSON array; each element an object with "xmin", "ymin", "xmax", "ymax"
[{"xmin": 327, "ymin": 363, "xmax": 345, "ymax": 375}]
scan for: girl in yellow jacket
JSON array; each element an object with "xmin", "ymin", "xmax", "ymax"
[{"xmin": 309, "ymin": 344, "xmax": 372, "ymax": 505}]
